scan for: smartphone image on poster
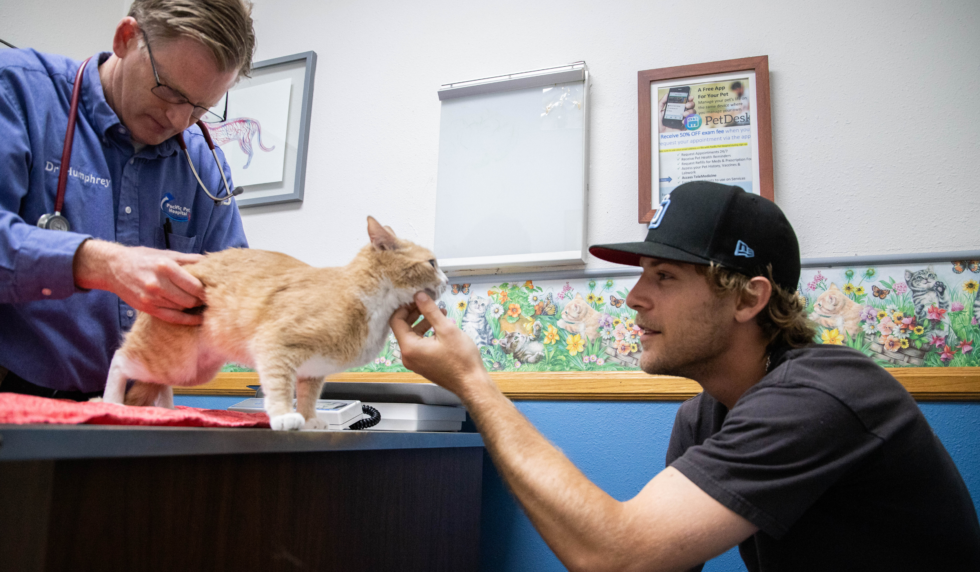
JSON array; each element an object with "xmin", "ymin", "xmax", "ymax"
[{"xmin": 662, "ymin": 86, "xmax": 690, "ymax": 130}]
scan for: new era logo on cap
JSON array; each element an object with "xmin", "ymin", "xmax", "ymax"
[
  {"xmin": 648, "ymin": 197, "xmax": 671, "ymax": 229},
  {"xmin": 734, "ymin": 240, "xmax": 754, "ymax": 258}
]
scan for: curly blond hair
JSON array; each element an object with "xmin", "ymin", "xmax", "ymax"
[
  {"xmin": 696, "ymin": 263, "xmax": 816, "ymax": 350},
  {"xmin": 129, "ymin": 0, "xmax": 256, "ymax": 77}
]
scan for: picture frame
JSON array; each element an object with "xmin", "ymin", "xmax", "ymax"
[
  {"xmin": 638, "ymin": 56, "xmax": 773, "ymax": 223},
  {"xmin": 210, "ymin": 51, "xmax": 317, "ymax": 208}
]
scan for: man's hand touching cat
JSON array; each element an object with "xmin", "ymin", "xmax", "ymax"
[
  {"xmin": 73, "ymin": 239, "xmax": 206, "ymax": 326},
  {"xmin": 390, "ymin": 291, "xmax": 493, "ymax": 401}
]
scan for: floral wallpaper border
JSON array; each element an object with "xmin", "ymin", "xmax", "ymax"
[{"xmin": 222, "ymin": 260, "xmax": 980, "ymax": 374}]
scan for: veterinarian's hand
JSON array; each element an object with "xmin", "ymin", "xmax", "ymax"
[
  {"xmin": 390, "ymin": 292, "xmax": 492, "ymax": 400},
  {"xmin": 73, "ymin": 239, "xmax": 206, "ymax": 325}
]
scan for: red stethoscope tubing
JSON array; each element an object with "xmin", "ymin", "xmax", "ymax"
[{"xmin": 54, "ymin": 56, "xmax": 92, "ymax": 215}]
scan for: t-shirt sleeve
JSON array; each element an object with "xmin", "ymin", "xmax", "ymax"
[{"xmin": 670, "ymin": 382, "xmax": 881, "ymax": 539}]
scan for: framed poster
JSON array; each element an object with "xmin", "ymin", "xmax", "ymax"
[
  {"xmin": 204, "ymin": 51, "xmax": 317, "ymax": 207},
  {"xmin": 638, "ymin": 56, "xmax": 772, "ymax": 222}
]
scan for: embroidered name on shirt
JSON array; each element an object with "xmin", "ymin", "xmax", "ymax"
[
  {"xmin": 45, "ymin": 161, "xmax": 111, "ymax": 188},
  {"xmin": 160, "ymin": 193, "xmax": 191, "ymax": 222}
]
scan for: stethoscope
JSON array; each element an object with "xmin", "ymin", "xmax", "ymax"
[{"xmin": 37, "ymin": 57, "xmax": 243, "ymax": 232}]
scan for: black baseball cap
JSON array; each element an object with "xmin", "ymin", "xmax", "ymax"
[{"xmin": 589, "ymin": 181, "xmax": 801, "ymax": 292}]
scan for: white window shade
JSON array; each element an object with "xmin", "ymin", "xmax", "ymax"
[{"xmin": 434, "ymin": 63, "xmax": 590, "ymax": 273}]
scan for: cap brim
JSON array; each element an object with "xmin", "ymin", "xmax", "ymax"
[{"xmin": 589, "ymin": 241, "xmax": 711, "ymax": 267}]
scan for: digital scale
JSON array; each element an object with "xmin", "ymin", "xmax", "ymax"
[
  {"xmin": 229, "ymin": 398, "xmax": 368, "ymax": 430},
  {"xmin": 229, "ymin": 382, "xmax": 468, "ymax": 432}
]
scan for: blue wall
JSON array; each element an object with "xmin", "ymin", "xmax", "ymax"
[
  {"xmin": 480, "ymin": 401, "xmax": 980, "ymax": 572},
  {"xmin": 176, "ymin": 396, "xmax": 980, "ymax": 572}
]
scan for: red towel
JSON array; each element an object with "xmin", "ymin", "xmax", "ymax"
[{"xmin": 0, "ymin": 393, "xmax": 270, "ymax": 428}]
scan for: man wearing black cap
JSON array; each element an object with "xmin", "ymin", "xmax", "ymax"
[{"xmin": 390, "ymin": 181, "xmax": 980, "ymax": 571}]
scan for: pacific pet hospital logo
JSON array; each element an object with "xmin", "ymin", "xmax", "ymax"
[
  {"xmin": 45, "ymin": 161, "xmax": 110, "ymax": 188},
  {"xmin": 160, "ymin": 193, "xmax": 191, "ymax": 222}
]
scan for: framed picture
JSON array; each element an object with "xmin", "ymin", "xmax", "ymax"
[
  {"xmin": 204, "ymin": 51, "xmax": 317, "ymax": 207},
  {"xmin": 638, "ymin": 56, "xmax": 772, "ymax": 222}
]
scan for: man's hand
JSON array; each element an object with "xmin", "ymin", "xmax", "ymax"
[
  {"xmin": 658, "ymin": 91, "xmax": 696, "ymax": 133},
  {"xmin": 73, "ymin": 239, "xmax": 206, "ymax": 325},
  {"xmin": 389, "ymin": 291, "xmax": 490, "ymax": 400}
]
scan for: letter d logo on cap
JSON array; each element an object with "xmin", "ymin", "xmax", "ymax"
[{"xmin": 649, "ymin": 197, "xmax": 671, "ymax": 229}]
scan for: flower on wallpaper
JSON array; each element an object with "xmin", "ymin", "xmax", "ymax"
[
  {"xmin": 616, "ymin": 339, "xmax": 632, "ymax": 355},
  {"xmin": 524, "ymin": 280, "xmax": 534, "ymax": 289},
  {"xmin": 894, "ymin": 282, "xmax": 908, "ymax": 295},
  {"xmin": 882, "ymin": 336, "xmax": 902, "ymax": 352},
  {"xmin": 940, "ymin": 345, "xmax": 956, "ymax": 363},
  {"xmin": 951, "ymin": 302, "xmax": 965, "ymax": 312},
  {"xmin": 958, "ymin": 340, "xmax": 973, "ymax": 354},
  {"xmin": 928, "ymin": 333, "xmax": 947, "ymax": 348},
  {"xmin": 566, "ymin": 334, "xmax": 585, "ymax": 356},
  {"xmin": 964, "ymin": 280, "xmax": 979, "ymax": 294},
  {"xmin": 456, "ymin": 300, "xmax": 467, "ymax": 311},
  {"xmin": 490, "ymin": 303, "xmax": 504, "ymax": 319},
  {"xmin": 507, "ymin": 303, "xmax": 521, "ymax": 318},
  {"xmin": 843, "ymin": 283, "xmax": 855, "ymax": 295},
  {"xmin": 927, "ymin": 305, "xmax": 947, "ymax": 322},
  {"xmin": 544, "ymin": 324, "xmax": 560, "ymax": 345},
  {"xmin": 822, "ymin": 329, "xmax": 845, "ymax": 345},
  {"xmin": 876, "ymin": 316, "xmax": 897, "ymax": 336}
]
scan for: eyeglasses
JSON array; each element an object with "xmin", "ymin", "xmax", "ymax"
[{"xmin": 141, "ymin": 28, "xmax": 228, "ymax": 123}]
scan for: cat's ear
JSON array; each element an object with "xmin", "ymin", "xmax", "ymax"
[
  {"xmin": 904, "ymin": 270, "xmax": 913, "ymax": 281},
  {"xmin": 367, "ymin": 216, "xmax": 399, "ymax": 251},
  {"xmin": 385, "ymin": 225, "xmax": 397, "ymax": 237},
  {"xmin": 829, "ymin": 283, "xmax": 838, "ymax": 290}
]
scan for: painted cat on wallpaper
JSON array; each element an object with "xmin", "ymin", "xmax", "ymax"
[
  {"xmin": 460, "ymin": 296, "xmax": 494, "ymax": 347},
  {"xmin": 500, "ymin": 321, "xmax": 545, "ymax": 364},
  {"xmin": 808, "ymin": 283, "xmax": 863, "ymax": 338},
  {"xmin": 102, "ymin": 217, "xmax": 447, "ymax": 431},
  {"xmin": 905, "ymin": 268, "xmax": 950, "ymax": 325},
  {"xmin": 557, "ymin": 293, "xmax": 602, "ymax": 342}
]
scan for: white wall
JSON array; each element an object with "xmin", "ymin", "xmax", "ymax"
[
  {"xmin": 0, "ymin": 0, "xmax": 127, "ymax": 60},
  {"xmin": 5, "ymin": 0, "xmax": 979, "ymax": 269},
  {"xmin": 241, "ymin": 0, "xmax": 979, "ymax": 269}
]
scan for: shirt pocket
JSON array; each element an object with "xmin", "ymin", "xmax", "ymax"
[{"xmin": 154, "ymin": 225, "xmax": 200, "ymax": 254}]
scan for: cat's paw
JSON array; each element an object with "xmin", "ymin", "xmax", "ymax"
[
  {"xmin": 270, "ymin": 413, "xmax": 306, "ymax": 431},
  {"xmin": 303, "ymin": 416, "xmax": 329, "ymax": 431}
]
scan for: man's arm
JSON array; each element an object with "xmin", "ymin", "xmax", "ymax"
[
  {"xmin": 73, "ymin": 239, "xmax": 206, "ymax": 326},
  {"xmin": 391, "ymin": 292, "xmax": 757, "ymax": 572}
]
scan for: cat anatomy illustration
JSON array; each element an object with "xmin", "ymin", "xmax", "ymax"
[
  {"xmin": 103, "ymin": 217, "xmax": 447, "ymax": 431},
  {"xmin": 206, "ymin": 118, "xmax": 275, "ymax": 169},
  {"xmin": 808, "ymin": 283, "xmax": 863, "ymax": 338}
]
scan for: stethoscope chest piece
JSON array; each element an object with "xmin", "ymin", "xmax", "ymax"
[{"xmin": 37, "ymin": 212, "xmax": 71, "ymax": 232}]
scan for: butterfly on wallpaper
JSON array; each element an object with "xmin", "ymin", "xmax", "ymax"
[
  {"xmin": 608, "ymin": 295, "xmax": 625, "ymax": 308},
  {"xmin": 872, "ymin": 285, "xmax": 890, "ymax": 300},
  {"xmin": 451, "ymin": 283, "xmax": 470, "ymax": 295},
  {"xmin": 951, "ymin": 260, "xmax": 980, "ymax": 274}
]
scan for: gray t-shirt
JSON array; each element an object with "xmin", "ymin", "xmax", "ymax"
[{"xmin": 667, "ymin": 344, "xmax": 980, "ymax": 572}]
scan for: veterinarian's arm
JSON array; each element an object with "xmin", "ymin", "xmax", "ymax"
[
  {"xmin": 73, "ymin": 239, "xmax": 206, "ymax": 325},
  {"xmin": 391, "ymin": 293, "xmax": 757, "ymax": 572}
]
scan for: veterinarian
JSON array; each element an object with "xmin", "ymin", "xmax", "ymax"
[
  {"xmin": 392, "ymin": 181, "xmax": 980, "ymax": 571},
  {"xmin": 0, "ymin": 0, "xmax": 255, "ymax": 400}
]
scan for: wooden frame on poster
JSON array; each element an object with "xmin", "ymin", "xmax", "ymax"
[{"xmin": 638, "ymin": 56, "xmax": 773, "ymax": 223}]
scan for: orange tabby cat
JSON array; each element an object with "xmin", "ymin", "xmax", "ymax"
[
  {"xmin": 103, "ymin": 217, "xmax": 447, "ymax": 431},
  {"xmin": 808, "ymin": 283, "xmax": 863, "ymax": 339},
  {"xmin": 557, "ymin": 293, "xmax": 602, "ymax": 342}
]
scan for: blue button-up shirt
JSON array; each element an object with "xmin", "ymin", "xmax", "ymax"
[{"xmin": 0, "ymin": 49, "xmax": 247, "ymax": 393}]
